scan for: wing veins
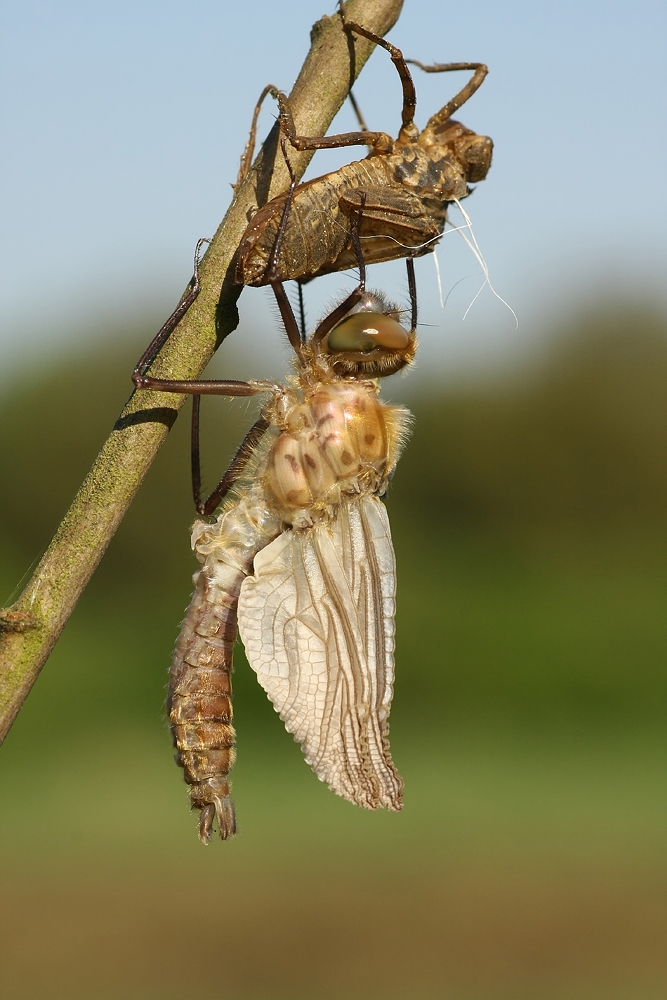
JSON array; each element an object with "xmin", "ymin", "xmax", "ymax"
[
  {"xmin": 238, "ymin": 498, "xmax": 403, "ymax": 810},
  {"xmin": 312, "ymin": 534, "xmax": 372, "ymax": 789}
]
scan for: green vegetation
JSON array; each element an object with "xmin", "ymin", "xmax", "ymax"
[{"xmin": 1, "ymin": 303, "xmax": 665, "ymax": 998}]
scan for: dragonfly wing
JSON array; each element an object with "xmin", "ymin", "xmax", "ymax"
[{"xmin": 238, "ymin": 496, "xmax": 403, "ymax": 811}]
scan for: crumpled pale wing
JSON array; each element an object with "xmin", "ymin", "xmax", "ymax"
[{"xmin": 238, "ymin": 496, "xmax": 403, "ymax": 811}]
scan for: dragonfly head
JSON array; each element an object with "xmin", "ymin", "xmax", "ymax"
[{"xmin": 315, "ymin": 291, "xmax": 417, "ymax": 378}]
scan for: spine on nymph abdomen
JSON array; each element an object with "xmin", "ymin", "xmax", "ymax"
[{"xmin": 168, "ymin": 495, "xmax": 281, "ymax": 843}]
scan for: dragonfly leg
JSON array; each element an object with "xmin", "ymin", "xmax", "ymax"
[
  {"xmin": 192, "ymin": 407, "xmax": 271, "ymax": 516},
  {"xmin": 406, "ymin": 256, "xmax": 418, "ymax": 332},
  {"xmin": 311, "ymin": 196, "xmax": 367, "ymax": 349},
  {"xmin": 132, "ymin": 237, "xmax": 211, "ymax": 379},
  {"xmin": 233, "ymin": 83, "xmax": 279, "ymax": 193},
  {"xmin": 133, "ymin": 376, "xmax": 278, "ymax": 513},
  {"xmin": 341, "ymin": 15, "xmax": 418, "ymax": 144},
  {"xmin": 263, "ymin": 138, "xmax": 307, "ymax": 358},
  {"xmin": 406, "ymin": 61, "xmax": 488, "ymax": 130}
]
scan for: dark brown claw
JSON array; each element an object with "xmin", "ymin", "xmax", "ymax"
[
  {"xmin": 219, "ymin": 796, "xmax": 237, "ymax": 840},
  {"xmin": 197, "ymin": 797, "xmax": 237, "ymax": 844},
  {"xmin": 198, "ymin": 803, "xmax": 216, "ymax": 844}
]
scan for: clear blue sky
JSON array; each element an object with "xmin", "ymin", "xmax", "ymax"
[{"xmin": 2, "ymin": 0, "xmax": 666, "ymax": 381}]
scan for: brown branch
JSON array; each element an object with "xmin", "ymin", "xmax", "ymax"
[{"xmin": 0, "ymin": 0, "xmax": 404, "ymax": 743}]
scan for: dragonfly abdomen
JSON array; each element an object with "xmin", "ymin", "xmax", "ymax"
[
  {"xmin": 168, "ymin": 496, "xmax": 282, "ymax": 842},
  {"xmin": 168, "ymin": 569, "xmax": 240, "ymax": 842}
]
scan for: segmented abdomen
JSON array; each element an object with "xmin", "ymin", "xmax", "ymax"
[
  {"xmin": 168, "ymin": 497, "xmax": 282, "ymax": 842},
  {"xmin": 168, "ymin": 569, "xmax": 239, "ymax": 842}
]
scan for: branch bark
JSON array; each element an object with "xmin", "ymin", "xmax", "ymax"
[{"xmin": 0, "ymin": 0, "xmax": 404, "ymax": 742}]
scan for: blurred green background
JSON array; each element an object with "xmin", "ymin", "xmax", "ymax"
[{"xmin": 1, "ymin": 300, "xmax": 665, "ymax": 999}]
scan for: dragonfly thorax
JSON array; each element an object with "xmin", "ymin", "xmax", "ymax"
[{"xmin": 264, "ymin": 382, "xmax": 397, "ymax": 520}]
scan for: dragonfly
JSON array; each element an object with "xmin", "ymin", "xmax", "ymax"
[{"xmin": 133, "ymin": 200, "xmax": 417, "ymax": 842}]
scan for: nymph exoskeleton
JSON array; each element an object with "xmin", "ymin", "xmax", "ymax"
[
  {"xmin": 133, "ymin": 206, "xmax": 418, "ymax": 842},
  {"xmin": 235, "ymin": 11, "xmax": 493, "ymax": 284}
]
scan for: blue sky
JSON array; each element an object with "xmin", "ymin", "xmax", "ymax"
[{"xmin": 2, "ymin": 0, "xmax": 666, "ymax": 382}]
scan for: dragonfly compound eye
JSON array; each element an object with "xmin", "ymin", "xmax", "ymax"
[{"xmin": 326, "ymin": 313, "xmax": 410, "ymax": 353}]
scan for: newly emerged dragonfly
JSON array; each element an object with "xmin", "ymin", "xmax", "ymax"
[{"xmin": 133, "ymin": 208, "xmax": 417, "ymax": 842}]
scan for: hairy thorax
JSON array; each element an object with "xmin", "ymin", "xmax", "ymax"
[{"xmin": 264, "ymin": 381, "xmax": 406, "ymax": 526}]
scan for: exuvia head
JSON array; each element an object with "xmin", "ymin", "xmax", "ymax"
[{"xmin": 433, "ymin": 120, "xmax": 494, "ymax": 184}]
